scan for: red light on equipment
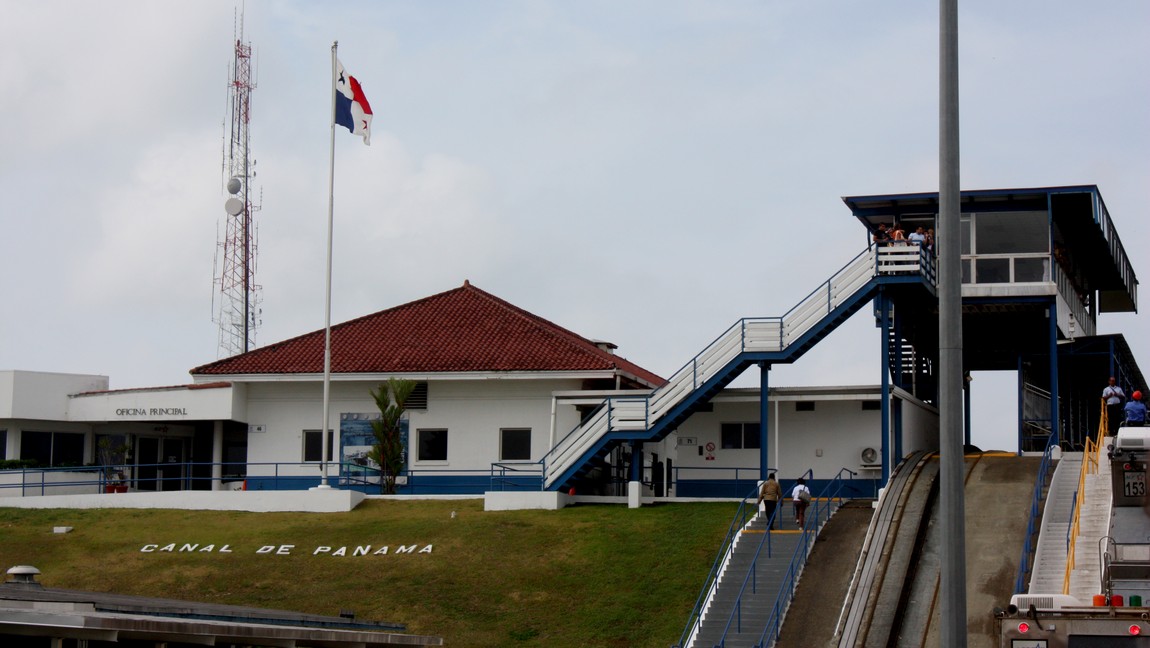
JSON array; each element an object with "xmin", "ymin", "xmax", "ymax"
[
  {"xmin": 1017, "ymin": 622, "xmax": 1030, "ymax": 633},
  {"xmin": 1125, "ymin": 463, "xmax": 1133, "ymax": 471},
  {"xmin": 1131, "ymin": 625, "xmax": 1142, "ymax": 636}
]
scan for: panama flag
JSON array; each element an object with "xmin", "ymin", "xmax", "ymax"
[{"xmin": 335, "ymin": 59, "xmax": 373, "ymax": 145}]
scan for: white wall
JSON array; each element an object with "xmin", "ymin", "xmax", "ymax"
[
  {"xmin": 900, "ymin": 394, "xmax": 941, "ymax": 457},
  {"xmin": 67, "ymin": 384, "xmax": 240, "ymax": 422},
  {"xmin": 241, "ymin": 378, "xmax": 586, "ymax": 476},
  {"xmin": 0, "ymin": 371, "xmax": 108, "ymax": 420},
  {"xmin": 669, "ymin": 396, "xmax": 885, "ymax": 482}
]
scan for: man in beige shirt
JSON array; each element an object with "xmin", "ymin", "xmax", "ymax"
[{"xmin": 756, "ymin": 473, "xmax": 782, "ymax": 530}]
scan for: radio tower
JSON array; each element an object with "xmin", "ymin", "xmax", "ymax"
[{"xmin": 214, "ymin": 13, "xmax": 261, "ymax": 357}]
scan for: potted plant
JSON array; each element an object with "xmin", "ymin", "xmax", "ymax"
[{"xmin": 97, "ymin": 436, "xmax": 131, "ymax": 493}]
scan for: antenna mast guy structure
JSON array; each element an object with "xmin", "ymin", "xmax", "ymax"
[{"xmin": 215, "ymin": 16, "xmax": 261, "ymax": 357}]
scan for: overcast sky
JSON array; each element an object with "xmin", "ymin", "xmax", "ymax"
[{"xmin": 2, "ymin": 1, "xmax": 1147, "ymax": 450}]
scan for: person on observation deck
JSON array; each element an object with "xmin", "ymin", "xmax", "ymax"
[{"xmin": 873, "ymin": 223, "xmax": 890, "ymax": 246}]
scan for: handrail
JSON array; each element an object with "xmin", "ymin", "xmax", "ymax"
[
  {"xmin": 489, "ymin": 461, "xmax": 544, "ymax": 491},
  {"xmin": 672, "ymin": 482, "xmax": 765, "ymax": 648},
  {"xmin": 753, "ymin": 468, "xmax": 855, "ymax": 648},
  {"xmin": 1060, "ymin": 408, "xmax": 1111, "ymax": 594},
  {"xmin": 0, "ymin": 461, "xmax": 542, "ymax": 496},
  {"xmin": 1012, "ymin": 430, "xmax": 1057, "ymax": 594},
  {"xmin": 1051, "ymin": 261, "xmax": 1096, "ymax": 338},
  {"xmin": 703, "ymin": 470, "xmax": 814, "ymax": 646},
  {"xmin": 1062, "ymin": 433, "xmax": 1105, "ymax": 594},
  {"xmin": 542, "ymin": 246, "xmax": 933, "ymax": 490},
  {"xmin": 674, "ymin": 468, "xmax": 855, "ymax": 648}
]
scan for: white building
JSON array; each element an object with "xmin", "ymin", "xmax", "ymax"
[{"xmin": 1, "ymin": 280, "xmax": 932, "ymax": 501}]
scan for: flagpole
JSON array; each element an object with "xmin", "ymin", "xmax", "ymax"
[{"xmin": 317, "ymin": 40, "xmax": 339, "ymax": 489}]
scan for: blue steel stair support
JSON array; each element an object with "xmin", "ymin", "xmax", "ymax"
[{"xmin": 539, "ymin": 245, "xmax": 936, "ymax": 492}]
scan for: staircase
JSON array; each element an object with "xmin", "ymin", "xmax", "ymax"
[
  {"xmin": 541, "ymin": 245, "xmax": 936, "ymax": 491},
  {"xmin": 689, "ymin": 518, "xmax": 804, "ymax": 648},
  {"xmin": 1027, "ymin": 452, "xmax": 1081, "ymax": 594},
  {"xmin": 886, "ymin": 329, "xmax": 935, "ymax": 402}
]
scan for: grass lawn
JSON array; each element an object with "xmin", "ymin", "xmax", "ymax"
[{"xmin": 0, "ymin": 499, "xmax": 738, "ymax": 647}]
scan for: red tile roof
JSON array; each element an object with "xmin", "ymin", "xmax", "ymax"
[{"xmin": 191, "ymin": 281, "xmax": 665, "ymax": 387}]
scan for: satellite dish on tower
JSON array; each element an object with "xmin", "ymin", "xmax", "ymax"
[
  {"xmin": 224, "ymin": 197, "xmax": 245, "ymax": 216},
  {"xmin": 226, "ymin": 177, "xmax": 242, "ymax": 195}
]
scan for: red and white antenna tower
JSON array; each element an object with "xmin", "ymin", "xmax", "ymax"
[{"xmin": 214, "ymin": 12, "xmax": 261, "ymax": 357}]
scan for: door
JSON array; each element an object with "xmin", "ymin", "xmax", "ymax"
[
  {"xmin": 160, "ymin": 437, "xmax": 186, "ymax": 491},
  {"xmin": 133, "ymin": 437, "xmax": 188, "ymax": 491},
  {"xmin": 135, "ymin": 437, "xmax": 159, "ymax": 491}
]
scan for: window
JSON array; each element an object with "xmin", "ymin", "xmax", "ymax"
[
  {"xmin": 974, "ymin": 257, "xmax": 1010, "ymax": 283},
  {"xmin": 500, "ymin": 428, "xmax": 532, "ymax": 461},
  {"xmin": 1014, "ymin": 257, "xmax": 1048, "ymax": 282},
  {"xmin": 861, "ymin": 401, "xmax": 881, "ymax": 411},
  {"xmin": 0, "ymin": 430, "xmax": 6, "ymax": 460},
  {"xmin": 720, "ymin": 423, "xmax": 760, "ymax": 450},
  {"xmin": 417, "ymin": 429, "xmax": 448, "ymax": 461},
  {"xmin": 795, "ymin": 401, "xmax": 815, "ymax": 412},
  {"xmin": 20, "ymin": 431, "xmax": 84, "ymax": 467},
  {"xmin": 973, "ymin": 211, "xmax": 1048, "ymax": 255},
  {"xmin": 302, "ymin": 429, "xmax": 334, "ymax": 462}
]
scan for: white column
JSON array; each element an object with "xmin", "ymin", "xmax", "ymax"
[
  {"xmin": 212, "ymin": 421, "xmax": 224, "ymax": 491},
  {"xmin": 628, "ymin": 480, "xmax": 642, "ymax": 509}
]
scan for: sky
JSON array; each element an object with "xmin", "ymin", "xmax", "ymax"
[{"xmin": 2, "ymin": 1, "xmax": 1147, "ymax": 452}]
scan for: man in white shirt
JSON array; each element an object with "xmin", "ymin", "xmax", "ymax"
[
  {"xmin": 908, "ymin": 226, "xmax": 927, "ymax": 246},
  {"xmin": 1104, "ymin": 376, "xmax": 1126, "ymax": 435}
]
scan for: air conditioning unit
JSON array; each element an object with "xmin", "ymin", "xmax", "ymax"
[
  {"xmin": 1009, "ymin": 594, "xmax": 1085, "ymax": 611},
  {"xmin": 860, "ymin": 447, "xmax": 881, "ymax": 467}
]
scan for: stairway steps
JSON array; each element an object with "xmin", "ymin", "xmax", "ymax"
[{"xmin": 687, "ymin": 519, "xmax": 823, "ymax": 648}]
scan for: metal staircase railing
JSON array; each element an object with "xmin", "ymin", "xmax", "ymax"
[
  {"xmin": 672, "ymin": 468, "xmax": 855, "ymax": 648},
  {"xmin": 541, "ymin": 245, "xmax": 935, "ymax": 490},
  {"xmin": 671, "ymin": 481, "xmax": 765, "ymax": 648},
  {"xmin": 1011, "ymin": 429, "xmax": 1058, "ymax": 594}
]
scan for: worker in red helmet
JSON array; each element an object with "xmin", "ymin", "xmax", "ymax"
[{"xmin": 1126, "ymin": 390, "xmax": 1147, "ymax": 427}]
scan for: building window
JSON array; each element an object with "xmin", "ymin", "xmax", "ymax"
[
  {"xmin": 861, "ymin": 401, "xmax": 881, "ymax": 411},
  {"xmin": 417, "ymin": 429, "xmax": 448, "ymax": 461},
  {"xmin": 302, "ymin": 429, "xmax": 334, "ymax": 462},
  {"xmin": 974, "ymin": 211, "xmax": 1049, "ymax": 255},
  {"xmin": 795, "ymin": 401, "xmax": 815, "ymax": 412},
  {"xmin": 20, "ymin": 431, "xmax": 84, "ymax": 467},
  {"xmin": 500, "ymin": 428, "xmax": 532, "ymax": 461},
  {"xmin": 0, "ymin": 430, "xmax": 6, "ymax": 461},
  {"xmin": 974, "ymin": 257, "xmax": 1011, "ymax": 284},
  {"xmin": 720, "ymin": 423, "xmax": 760, "ymax": 450}
]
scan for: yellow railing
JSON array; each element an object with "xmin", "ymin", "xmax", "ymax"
[
  {"xmin": 1099, "ymin": 397, "xmax": 1110, "ymax": 441},
  {"xmin": 1062, "ymin": 400, "xmax": 1113, "ymax": 594}
]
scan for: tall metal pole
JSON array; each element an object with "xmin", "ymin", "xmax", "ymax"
[
  {"xmin": 939, "ymin": 0, "xmax": 967, "ymax": 645},
  {"xmin": 317, "ymin": 40, "xmax": 339, "ymax": 489}
]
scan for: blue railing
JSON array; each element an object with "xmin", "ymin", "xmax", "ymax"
[
  {"xmin": 753, "ymin": 468, "xmax": 855, "ymax": 648},
  {"xmin": 674, "ymin": 468, "xmax": 856, "ymax": 648},
  {"xmin": 1012, "ymin": 430, "xmax": 1059, "ymax": 594},
  {"xmin": 489, "ymin": 461, "xmax": 544, "ymax": 491},
  {"xmin": 0, "ymin": 461, "xmax": 543, "ymax": 497},
  {"xmin": 540, "ymin": 245, "xmax": 935, "ymax": 491},
  {"xmin": 673, "ymin": 481, "xmax": 765, "ymax": 648}
]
